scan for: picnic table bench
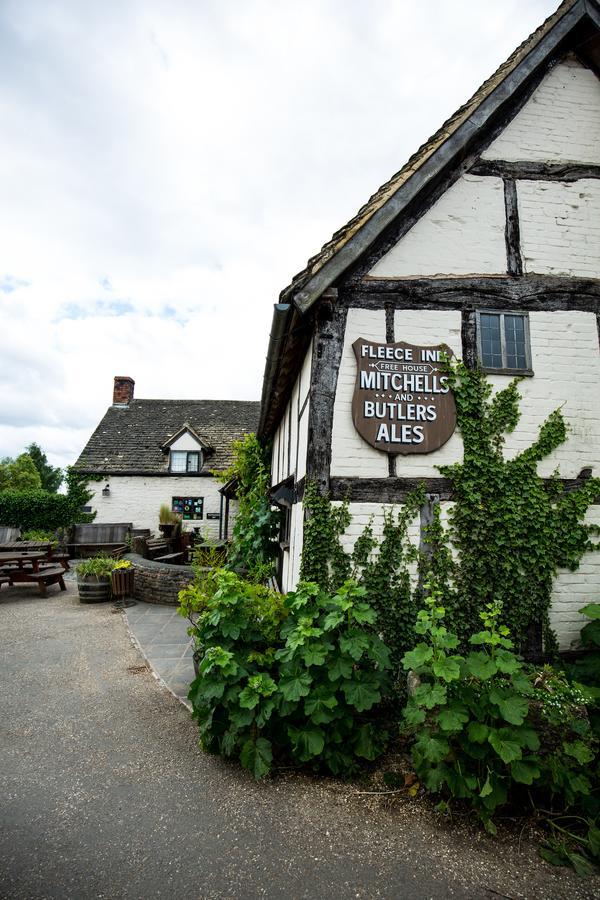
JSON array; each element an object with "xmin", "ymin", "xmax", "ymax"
[{"xmin": 0, "ymin": 552, "xmax": 67, "ymax": 596}]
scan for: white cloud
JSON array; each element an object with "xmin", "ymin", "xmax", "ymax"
[{"xmin": 0, "ymin": 0, "xmax": 558, "ymax": 467}]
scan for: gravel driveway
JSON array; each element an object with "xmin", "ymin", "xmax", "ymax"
[{"xmin": 1, "ymin": 584, "xmax": 597, "ymax": 899}]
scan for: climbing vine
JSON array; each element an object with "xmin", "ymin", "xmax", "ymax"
[
  {"xmin": 300, "ymin": 361, "xmax": 600, "ymax": 661},
  {"xmin": 438, "ymin": 360, "xmax": 600, "ymax": 652}
]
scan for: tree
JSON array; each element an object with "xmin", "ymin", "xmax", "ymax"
[
  {"xmin": 0, "ymin": 453, "xmax": 42, "ymax": 491},
  {"xmin": 26, "ymin": 443, "xmax": 63, "ymax": 493}
]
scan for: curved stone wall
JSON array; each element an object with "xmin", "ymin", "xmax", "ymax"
[{"xmin": 128, "ymin": 553, "xmax": 195, "ymax": 606}]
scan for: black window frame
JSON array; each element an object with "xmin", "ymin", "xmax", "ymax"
[
  {"xmin": 169, "ymin": 450, "xmax": 202, "ymax": 474},
  {"xmin": 476, "ymin": 309, "xmax": 533, "ymax": 376}
]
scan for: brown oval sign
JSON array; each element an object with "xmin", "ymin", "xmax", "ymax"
[{"xmin": 352, "ymin": 338, "xmax": 456, "ymax": 455}]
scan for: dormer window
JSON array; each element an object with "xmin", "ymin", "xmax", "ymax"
[{"xmin": 170, "ymin": 450, "xmax": 201, "ymax": 473}]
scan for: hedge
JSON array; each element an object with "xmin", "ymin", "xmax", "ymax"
[{"xmin": 0, "ymin": 490, "xmax": 90, "ymax": 531}]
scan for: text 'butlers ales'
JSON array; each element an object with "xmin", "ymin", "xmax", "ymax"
[{"xmin": 352, "ymin": 339, "xmax": 457, "ymax": 455}]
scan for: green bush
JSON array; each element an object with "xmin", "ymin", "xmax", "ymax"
[
  {"xmin": 77, "ymin": 556, "xmax": 118, "ymax": 578},
  {"xmin": 184, "ymin": 571, "xmax": 391, "ymax": 778},
  {"xmin": 401, "ymin": 587, "xmax": 598, "ymax": 852},
  {"xmin": 0, "ymin": 490, "xmax": 80, "ymax": 531}
]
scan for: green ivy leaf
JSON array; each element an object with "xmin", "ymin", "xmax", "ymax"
[
  {"xmin": 240, "ymin": 737, "xmax": 272, "ymax": 780},
  {"xmin": 488, "ymin": 729, "xmax": 522, "ymax": 764}
]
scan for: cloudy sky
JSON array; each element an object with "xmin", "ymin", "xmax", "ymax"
[{"xmin": 1, "ymin": 0, "xmax": 558, "ymax": 469}]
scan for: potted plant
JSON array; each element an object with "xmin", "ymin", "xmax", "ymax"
[
  {"xmin": 158, "ymin": 504, "xmax": 179, "ymax": 538},
  {"xmin": 111, "ymin": 558, "xmax": 134, "ymax": 601},
  {"xmin": 76, "ymin": 556, "xmax": 117, "ymax": 603}
]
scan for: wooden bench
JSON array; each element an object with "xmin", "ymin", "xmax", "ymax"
[
  {"xmin": 154, "ymin": 552, "xmax": 185, "ymax": 564},
  {"xmin": 5, "ymin": 565, "xmax": 66, "ymax": 596},
  {"xmin": 68, "ymin": 523, "xmax": 132, "ymax": 558}
]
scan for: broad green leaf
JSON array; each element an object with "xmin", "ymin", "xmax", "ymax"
[
  {"xmin": 465, "ymin": 652, "xmax": 497, "ymax": 680},
  {"xmin": 322, "ymin": 610, "xmax": 344, "ymax": 631},
  {"xmin": 488, "ymin": 729, "xmax": 522, "ymax": 764},
  {"xmin": 511, "ymin": 758, "xmax": 541, "ymax": 785},
  {"xmin": 414, "ymin": 682, "xmax": 447, "ymax": 709},
  {"xmin": 569, "ymin": 773, "xmax": 591, "ymax": 795},
  {"xmin": 339, "ymin": 632, "xmax": 370, "ymax": 662},
  {"xmin": 513, "ymin": 725, "xmax": 540, "ymax": 751},
  {"xmin": 432, "ymin": 655, "xmax": 461, "ymax": 683},
  {"xmin": 417, "ymin": 735, "xmax": 450, "ymax": 764},
  {"xmin": 238, "ymin": 686, "xmax": 261, "ymax": 709},
  {"xmin": 240, "ymin": 737, "xmax": 272, "ymax": 780},
  {"xmin": 304, "ymin": 688, "xmax": 338, "ymax": 725},
  {"xmin": 581, "ymin": 619, "xmax": 600, "ymax": 648},
  {"xmin": 403, "ymin": 704, "xmax": 426, "ymax": 726},
  {"xmin": 327, "ymin": 655, "xmax": 353, "ymax": 681},
  {"xmin": 221, "ymin": 728, "xmax": 238, "ymax": 757},
  {"xmin": 368, "ymin": 638, "xmax": 391, "ymax": 671},
  {"xmin": 302, "ymin": 642, "xmax": 332, "ymax": 667},
  {"xmin": 341, "ymin": 676, "xmax": 381, "ymax": 712},
  {"xmin": 229, "ymin": 706, "xmax": 255, "ymax": 728},
  {"xmin": 568, "ymin": 852, "xmax": 595, "ymax": 877},
  {"xmin": 587, "ymin": 825, "xmax": 600, "ymax": 860},
  {"xmin": 497, "ymin": 696, "xmax": 529, "ymax": 726},
  {"xmin": 194, "ymin": 678, "xmax": 226, "ymax": 702},
  {"xmin": 351, "ymin": 604, "xmax": 377, "ymax": 625},
  {"xmin": 437, "ymin": 704, "xmax": 469, "ymax": 732},
  {"xmin": 255, "ymin": 699, "xmax": 276, "ymax": 729},
  {"xmin": 288, "ymin": 726, "xmax": 325, "ymax": 761},
  {"xmin": 402, "ymin": 643, "xmax": 434, "ymax": 671},
  {"xmin": 563, "ymin": 740, "xmax": 594, "ymax": 765},
  {"xmin": 480, "ymin": 776, "xmax": 493, "ymax": 798},
  {"xmin": 279, "ymin": 671, "xmax": 312, "ymax": 702},
  {"xmin": 579, "ymin": 602, "xmax": 600, "ymax": 620},
  {"xmin": 467, "ymin": 722, "xmax": 489, "ymax": 744},
  {"xmin": 353, "ymin": 724, "xmax": 380, "ymax": 761},
  {"xmin": 495, "ymin": 649, "xmax": 521, "ymax": 675}
]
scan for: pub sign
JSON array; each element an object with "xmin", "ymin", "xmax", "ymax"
[{"xmin": 352, "ymin": 338, "xmax": 456, "ymax": 454}]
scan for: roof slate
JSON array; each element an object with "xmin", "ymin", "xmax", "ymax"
[{"xmin": 74, "ymin": 399, "xmax": 260, "ymax": 475}]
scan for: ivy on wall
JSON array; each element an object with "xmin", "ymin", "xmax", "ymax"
[{"xmin": 300, "ymin": 363, "xmax": 600, "ymax": 659}]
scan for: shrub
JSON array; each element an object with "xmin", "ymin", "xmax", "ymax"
[
  {"xmin": 184, "ymin": 572, "xmax": 391, "ymax": 778},
  {"xmin": 0, "ymin": 490, "xmax": 79, "ymax": 531},
  {"xmin": 77, "ymin": 556, "xmax": 118, "ymax": 578},
  {"xmin": 401, "ymin": 587, "xmax": 598, "ymax": 847}
]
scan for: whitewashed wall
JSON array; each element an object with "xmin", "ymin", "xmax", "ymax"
[
  {"xmin": 551, "ymin": 507, "xmax": 600, "ymax": 651},
  {"xmin": 331, "ymin": 308, "xmax": 463, "ymax": 478},
  {"xmin": 281, "ymin": 501, "xmax": 305, "ymax": 593},
  {"xmin": 87, "ymin": 475, "xmax": 231, "ymax": 538},
  {"xmin": 369, "ymin": 175, "xmax": 506, "ymax": 278},
  {"xmin": 518, "ymin": 180, "xmax": 600, "ymax": 278},
  {"xmin": 169, "ymin": 432, "xmax": 205, "ymax": 452},
  {"xmin": 271, "ymin": 340, "xmax": 312, "ymax": 486},
  {"xmin": 482, "ymin": 57, "xmax": 600, "ymax": 164}
]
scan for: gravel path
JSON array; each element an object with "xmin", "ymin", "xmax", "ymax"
[{"xmin": 1, "ymin": 584, "xmax": 597, "ymax": 900}]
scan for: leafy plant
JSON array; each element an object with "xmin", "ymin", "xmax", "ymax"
[
  {"xmin": 113, "ymin": 559, "xmax": 132, "ymax": 570},
  {"xmin": 159, "ymin": 503, "xmax": 177, "ymax": 525},
  {"xmin": 402, "ymin": 587, "xmax": 598, "ymax": 838},
  {"xmin": 185, "ymin": 572, "xmax": 390, "ymax": 779},
  {"xmin": 218, "ymin": 433, "xmax": 280, "ymax": 579},
  {"xmin": 22, "ymin": 529, "xmax": 57, "ymax": 545},
  {"xmin": 77, "ymin": 556, "xmax": 118, "ymax": 578}
]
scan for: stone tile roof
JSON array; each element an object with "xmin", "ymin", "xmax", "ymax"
[
  {"xmin": 74, "ymin": 399, "xmax": 260, "ymax": 475},
  {"xmin": 279, "ymin": 0, "xmax": 581, "ymax": 310}
]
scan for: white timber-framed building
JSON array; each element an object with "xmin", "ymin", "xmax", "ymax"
[{"xmin": 258, "ymin": 0, "xmax": 600, "ymax": 651}]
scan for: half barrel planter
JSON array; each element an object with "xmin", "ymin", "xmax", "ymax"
[{"xmin": 77, "ymin": 574, "xmax": 112, "ymax": 603}]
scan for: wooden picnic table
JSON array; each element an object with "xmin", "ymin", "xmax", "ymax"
[
  {"xmin": 0, "ymin": 551, "xmax": 47, "ymax": 573},
  {"xmin": 0, "ymin": 541, "xmax": 53, "ymax": 552},
  {"xmin": 0, "ymin": 550, "xmax": 67, "ymax": 596}
]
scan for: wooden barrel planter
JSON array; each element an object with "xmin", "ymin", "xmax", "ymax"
[
  {"xmin": 77, "ymin": 574, "xmax": 112, "ymax": 603},
  {"xmin": 112, "ymin": 568, "xmax": 134, "ymax": 600}
]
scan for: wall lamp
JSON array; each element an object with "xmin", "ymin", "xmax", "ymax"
[{"xmin": 102, "ymin": 483, "xmax": 111, "ymax": 497}]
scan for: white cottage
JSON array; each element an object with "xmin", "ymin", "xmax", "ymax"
[
  {"xmin": 75, "ymin": 376, "xmax": 259, "ymax": 538},
  {"xmin": 258, "ymin": 0, "xmax": 600, "ymax": 650}
]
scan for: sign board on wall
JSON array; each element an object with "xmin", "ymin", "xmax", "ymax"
[{"xmin": 352, "ymin": 338, "xmax": 456, "ymax": 455}]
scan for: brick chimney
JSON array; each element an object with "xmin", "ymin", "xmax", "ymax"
[{"xmin": 113, "ymin": 376, "xmax": 135, "ymax": 406}]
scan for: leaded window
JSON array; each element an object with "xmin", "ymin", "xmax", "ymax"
[
  {"xmin": 170, "ymin": 450, "xmax": 201, "ymax": 473},
  {"xmin": 476, "ymin": 311, "xmax": 532, "ymax": 374}
]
